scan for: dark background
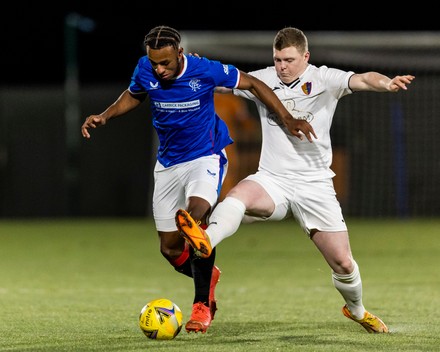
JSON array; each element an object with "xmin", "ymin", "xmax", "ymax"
[
  {"xmin": 3, "ymin": 3, "xmax": 439, "ymax": 218},
  {"xmin": 5, "ymin": 2, "xmax": 439, "ymax": 86}
]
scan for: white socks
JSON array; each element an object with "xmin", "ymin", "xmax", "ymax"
[
  {"xmin": 332, "ymin": 260, "xmax": 366, "ymax": 319},
  {"xmin": 206, "ymin": 197, "xmax": 246, "ymax": 248}
]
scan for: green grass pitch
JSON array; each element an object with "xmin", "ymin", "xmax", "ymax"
[{"xmin": 0, "ymin": 218, "xmax": 439, "ymax": 351}]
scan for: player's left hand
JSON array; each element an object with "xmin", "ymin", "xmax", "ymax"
[
  {"xmin": 285, "ymin": 118, "xmax": 317, "ymax": 142},
  {"xmin": 388, "ymin": 75, "xmax": 415, "ymax": 92}
]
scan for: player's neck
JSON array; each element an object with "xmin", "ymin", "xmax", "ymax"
[{"xmin": 177, "ymin": 55, "xmax": 185, "ymax": 76}]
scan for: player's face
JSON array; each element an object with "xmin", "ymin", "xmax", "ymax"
[
  {"xmin": 147, "ymin": 46, "xmax": 183, "ymax": 81},
  {"xmin": 273, "ymin": 46, "xmax": 309, "ymax": 83}
]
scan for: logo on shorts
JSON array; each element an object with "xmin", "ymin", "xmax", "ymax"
[{"xmin": 207, "ymin": 169, "xmax": 217, "ymax": 177}]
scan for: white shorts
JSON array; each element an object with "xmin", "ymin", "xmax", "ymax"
[
  {"xmin": 244, "ymin": 170, "xmax": 347, "ymax": 236},
  {"xmin": 153, "ymin": 152, "xmax": 228, "ymax": 232}
]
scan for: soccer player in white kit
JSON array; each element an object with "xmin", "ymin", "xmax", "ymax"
[
  {"xmin": 176, "ymin": 27, "xmax": 415, "ymax": 333},
  {"xmin": 81, "ymin": 26, "xmax": 316, "ymax": 334}
]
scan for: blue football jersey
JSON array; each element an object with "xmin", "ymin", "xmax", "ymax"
[{"xmin": 128, "ymin": 54, "xmax": 240, "ymax": 167}]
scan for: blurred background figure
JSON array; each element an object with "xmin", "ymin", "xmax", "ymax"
[{"xmin": 214, "ymin": 93, "xmax": 261, "ymax": 200}]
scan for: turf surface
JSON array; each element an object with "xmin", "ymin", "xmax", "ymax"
[{"xmin": 0, "ymin": 218, "xmax": 439, "ymax": 351}]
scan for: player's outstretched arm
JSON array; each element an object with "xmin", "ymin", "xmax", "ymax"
[
  {"xmin": 81, "ymin": 90, "xmax": 145, "ymax": 139},
  {"xmin": 350, "ymin": 72, "xmax": 415, "ymax": 93}
]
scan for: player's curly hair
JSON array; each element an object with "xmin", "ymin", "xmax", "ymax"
[
  {"xmin": 144, "ymin": 25, "xmax": 181, "ymax": 50},
  {"xmin": 274, "ymin": 27, "xmax": 308, "ymax": 54}
]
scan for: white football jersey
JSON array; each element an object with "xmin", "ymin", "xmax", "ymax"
[{"xmin": 235, "ymin": 64, "xmax": 354, "ymax": 181}]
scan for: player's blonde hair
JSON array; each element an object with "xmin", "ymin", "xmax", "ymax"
[{"xmin": 273, "ymin": 27, "xmax": 308, "ymax": 55}]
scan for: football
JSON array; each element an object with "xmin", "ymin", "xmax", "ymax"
[{"xmin": 139, "ymin": 298, "xmax": 183, "ymax": 340}]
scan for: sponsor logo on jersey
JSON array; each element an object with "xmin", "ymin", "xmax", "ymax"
[{"xmin": 153, "ymin": 100, "xmax": 200, "ymax": 109}]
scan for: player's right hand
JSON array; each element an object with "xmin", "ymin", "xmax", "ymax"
[{"xmin": 81, "ymin": 115, "xmax": 107, "ymax": 139}]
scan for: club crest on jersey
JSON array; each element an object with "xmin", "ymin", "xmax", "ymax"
[
  {"xmin": 189, "ymin": 79, "xmax": 201, "ymax": 92},
  {"xmin": 301, "ymin": 82, "xmax": 312, "ymax": 95}
]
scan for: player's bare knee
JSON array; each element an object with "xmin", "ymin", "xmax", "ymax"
[
  {"xmin": 159, "ymin": 237, "xmax": 185, "ymax": 260},
  {"xmin": 333, "ymin": 257, "xmax": 355, "ymax": 275},
  {"xmin": 160, "ymin": 245, "xmax": 183, "ymax": 261}
]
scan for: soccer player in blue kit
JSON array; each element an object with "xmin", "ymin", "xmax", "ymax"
[{"xmin": 81, "ymin": 25, "xmax": 316, "ymax": 333}]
